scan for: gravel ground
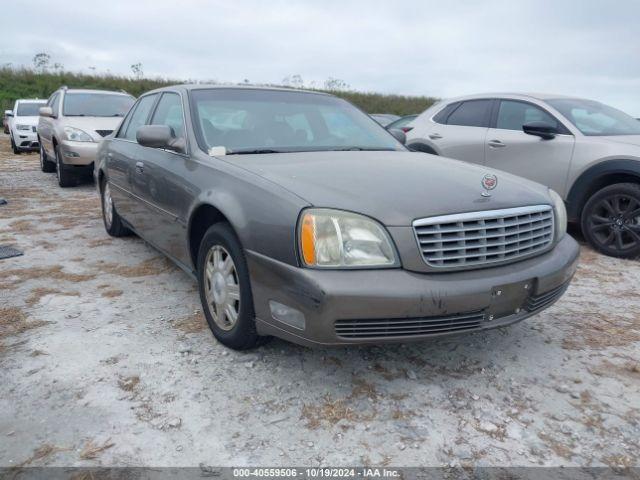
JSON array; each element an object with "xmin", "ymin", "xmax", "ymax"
[{"xmin": 0, "ymin": 133, "xmax": 639, "ymax": 468}]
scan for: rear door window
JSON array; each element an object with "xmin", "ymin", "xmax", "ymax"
[{"xmin": 446, "ymin": 100, "xmax": 492, "ymax": 127}]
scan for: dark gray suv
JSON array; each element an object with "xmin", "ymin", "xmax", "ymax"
[{"xmin": 96, "ymin": 85, "xmax": 579, "ymax": 350}]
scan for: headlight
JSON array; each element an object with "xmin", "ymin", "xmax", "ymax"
[
  {"xmin": 298, "ymin": 208, "xmax": 399, "ymax": 268},
  {"xmin": 64, "ymin": 126, "xmax": 93, "ymax": 142},
  {"xmin": 17, "ymin": 124, "xmax": 31, "ymax": 131},
  {"xmin": 549, "ymin": 189, "xmax": 567, "ymax": 240}
]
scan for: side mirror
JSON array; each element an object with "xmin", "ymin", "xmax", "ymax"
[
  {"xmin": 523, "ymin": 121, "xmax": 557, "ymax": 140},
  {"xmin": 39, "ymin": 106, "xmax": 54, "ymax": 118},
  {"xmin": 388, "ymin": 128, "xmax": 407, "ymax": 145},
  {"xmin": 137, "ymin": 125, "xmax": 185, "ymax": 153},
  {"xmin": 5, "ymin": 110, "xmax": 13, "ymax": 117}
]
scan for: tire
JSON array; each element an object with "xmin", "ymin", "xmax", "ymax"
[
  {"xmin": 39, "ymin": 143, "xmax": 55, "ymax": 172},
  {"xmin": 11, "ymin": 136, "xmax": 20, "ymax": 155},
  {"xmin": 197, "ymin": 223, "xmax": 267, "ymax": 350},
  {"xmin": 581, "ymin": 182, "xmax": 640, "ymax": 259},
  {"xmin": 100, "ymin": 178, "xmax": 130, "ymax": 237},
  {"xmin": 55, "ymin": 144, "xmax": 76, "ymax": 187}
]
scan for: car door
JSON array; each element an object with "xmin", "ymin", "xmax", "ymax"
[
  {"xmin": 425, "ymin": 99, "xmax": 493, "ymax": 164},
  {"xmin": 132, "ymin": 91, "xmax": 194, "ymax": 264},
  {"xmin": 484, "ymin": 99, "xmax": 575, "ymax": 196},
  {"xmin": 39, "ymin": 92, "xmax": 59, "ymax": 156},
  {"xmin": 106, "ymin": 93, "xmax": 160, "ymax": 230}
]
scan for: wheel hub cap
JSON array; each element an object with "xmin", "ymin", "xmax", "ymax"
[{"xmin": 204, "ymin": 245, "xmax": 240, "ymax": 331}]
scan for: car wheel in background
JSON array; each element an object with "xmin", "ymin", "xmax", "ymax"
[
  {"xmin": 39, "ymin": 143, "xmax": 55, "ymax": 173},
  {"xmin": 100, "ymin": 178, "xmax": 130, "ymax": 237},
  {"xmin": 581, "ymin": 182, "xmax": 640, "ymax": 259},
  {"xmin": 10, "ymin": 136, "xmax": 20, "ymax": 155},
  {"xmin": 197, "ymin": 223, "xmax": 267, "ymax": 350},
  {"xmin": 55, "ymin": 144, "xmax": 75, "ymax": 188}
]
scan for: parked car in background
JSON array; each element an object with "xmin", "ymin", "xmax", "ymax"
[
  {"xmin": 38, "ymin": 87, "xmax": 135, "ymax": 187},
  {"xmin": 96, "ymin": 85, "xmax": 578, "ymax": 350},
  {"xmin": 406, "ymin": 93, "xmax": 640, "ymax": 258},
  {"xmin": 3, "ymin": 110, "xmax": 10, "ymax": 134},
  {"xmin": 385, "ymin": 114, "xmax": 418, "ymax": 133},
  {"xmin": 370, "ymin": 113, "xmax": 400, "ymax": 126},
  {"xmin": 6, "ymin": 99, "xmax": 47, "ymax": 154}
]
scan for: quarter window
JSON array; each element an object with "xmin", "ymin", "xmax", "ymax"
[
  {"xmin": 120, "ymin": 94, "xmax": 158, "ymax": 141},
  {"xmin": 446, "ymin": 100, "xmax": 492, "ymax": 128},
  {"xmin": 151, "ymin": 93, "xmax": 185, "ymax": 140},
  {"xmin": 48, "ymin": 93, "xmax": 60, "ymax": 117},
  {"xmin": 432, "ymin": 102, "xmax": 459, "ymax": 124},
  {"xmin": 497, "ymin": 100, "xmax": 560, "ymax": 131}
]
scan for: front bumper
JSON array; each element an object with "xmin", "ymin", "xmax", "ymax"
[
  {"xmin": 14, "ymin": 130, "xmax": 39, "ymax": 150},
  {"xmin": 59, "ymin": 140, "xmax": 98, "ymax": 166},
  {"xmin": 247, "ymin": 235, "xmax": 580, "ymax": 347}
]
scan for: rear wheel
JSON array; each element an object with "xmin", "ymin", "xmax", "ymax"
[
  {"xmin": 197, "ymin": 223, "xmax": 266, "ymax": 350},
  {"xmin": 55, "ymin": 144, "xmax": 76, "ymax": 188},
  {"xmin": 39, "ymin": 143, "xmax": 55, "ymax": 172},
  {"xmin": 100, "ymin": 178, "xmax": 130, "ymax": 237},
  {"xmin": 581, "ymin": 183, "xmax": 640, "ymax": 259}
]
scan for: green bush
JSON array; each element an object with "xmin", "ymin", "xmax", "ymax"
[{"xmin": 0, "ymin": 67, "xmax": 436, "ymax": 116}]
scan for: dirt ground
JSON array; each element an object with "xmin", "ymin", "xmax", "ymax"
[{"xmin": 0, "ymin": 133, "xmax": 639, "ymax": 468}]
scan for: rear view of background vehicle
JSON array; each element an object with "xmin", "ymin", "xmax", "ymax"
[
  {"xmin": 3, "ymin": 110, "xmax": 10, "ymax": 134},
  {"xmin": 407, "ymin": 94, "xmax": 640, "ymax": 258},
  {"xmin": 385, "ymin": 114, "xmax": 418, "ymax": 133},
  {"xmin": 370, "ymin": 113, "xmax": 400, "ymax": 126},
  {"xmin": 6, "ymin": 99, "xmax": 46, "ymax": 154},
  {"xmin": 38, "ymin": 87, "xmax": 134, "ymax": 187}
]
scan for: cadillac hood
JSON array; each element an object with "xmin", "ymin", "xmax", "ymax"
[{"xmin": 231, "ymin": 151, "xmax": 554, "ymax": 226}]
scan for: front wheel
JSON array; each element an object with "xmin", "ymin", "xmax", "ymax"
[
  {"xmin": 11, "ymin": 137, "xmax": 20, "ymax": 155},
  {"xmin": 40, "ymin": 144, "xmax": 55, "ymax": 172},
  {"xmin": 197, "ymin": 223, "xmax": 266, "ymax": 350},
  {"xmin": 581, "ymin": 183, "xmax": 640, "ymax": 259},
  {"xmin": 55, "ymin": 144, "xmax": 76, "ymax": 187}
]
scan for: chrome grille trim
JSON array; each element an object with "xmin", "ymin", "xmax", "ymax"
[{"xmin": 413, "ymin": 205, "xmax": 554, "ymax": 270}]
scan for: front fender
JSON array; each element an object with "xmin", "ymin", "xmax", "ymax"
[{"xmin": 566, "ymin": 159, "xmax": 640, "ymax": 221}]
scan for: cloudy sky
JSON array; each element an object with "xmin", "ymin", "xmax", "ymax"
[{"xmin": 3, "ymin": 0, "xmax": 640, "ymax": 115}]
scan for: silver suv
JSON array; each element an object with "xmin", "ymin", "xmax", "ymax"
[
  {"xmin": 406, "ymin": 93, "xmax": 640, "ymax": 258},
  {"xmin": 38, "ymin": 87, "xmax": 134, "ymax": 187}
]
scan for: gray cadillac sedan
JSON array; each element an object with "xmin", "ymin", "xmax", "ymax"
[{"xmin": 96, "ymin": 85, "xmax": 579, "ymax": 350}]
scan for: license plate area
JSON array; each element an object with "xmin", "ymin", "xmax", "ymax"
[{"xmin": 486, "ymin": 279, "xmax": 533, "ymax": 320}]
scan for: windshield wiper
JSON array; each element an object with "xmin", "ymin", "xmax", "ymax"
[{"xmin": 226, "ymin": 148, "xmax": 282, "ymax": 155}]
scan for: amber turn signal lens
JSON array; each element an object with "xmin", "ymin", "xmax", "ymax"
[{"xmin": 300, "ymin": 213, "xmax": 316, "ymax": 265}]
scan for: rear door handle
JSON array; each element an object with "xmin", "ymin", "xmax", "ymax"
[
  {"xmin": 135, "ymin": 161, "xmax": 144, "ymax": 173},
  {"xmin": 488, "ymin": 139, "xmax": 506, "ymax": 148},
  {"xmin": 429, "ymin": 133, "xmax": 443, "ymax": 140}
]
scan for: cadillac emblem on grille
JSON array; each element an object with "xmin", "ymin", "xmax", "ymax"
[{"xmin": 481, "ymin": 173, "xmax": 498, "ymax": 197}]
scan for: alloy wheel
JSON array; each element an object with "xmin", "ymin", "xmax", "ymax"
[
  {"xmin": 203, "ymin": 245, "xmax": 241, "ymax": 331},
  {"xmin": 587, "ymin": 193, "xmax": 640, "ymax": 252}
]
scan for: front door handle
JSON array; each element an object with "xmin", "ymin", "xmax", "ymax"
[
  {"xmin": 429, "ymin": 133, "xmax": 443, "ymax": 140},
  {"xmin": 488, "ymin": 139, "xmax": 506, "ymax": 148},
  {"xmin": 135, "ymin": 161, "xmax": 144, "ymax": 173}
]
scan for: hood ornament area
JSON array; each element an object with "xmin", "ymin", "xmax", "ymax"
[{"xmin": 481, "ymin": 174, "xmax": 498, "ymax": 197}]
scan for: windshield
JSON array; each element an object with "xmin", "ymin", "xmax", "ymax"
[
  {"xmin": 17, "ymin": 102, "xmax": 45, "ymax": 116},
  {"xmin": 63, "ymin": 93, "xmax": 135, "ymax": 117},
  {"xmin": 190, "ymin": 89, "xmax": 404, "ymax": 154},
  {"xmin": 548, "ymin": 98, "xmax": 640, "ymax": 136}
]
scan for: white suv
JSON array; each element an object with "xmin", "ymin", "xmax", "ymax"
[{"xmin": 7, "ymin": 99, "xmax": 47, "ymax": 154}]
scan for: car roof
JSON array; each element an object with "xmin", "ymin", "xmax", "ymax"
[
  {"xmin": 140, "ymin": 83, "xmax": 335, "ymax": 97},
  {"xmin": 441, "ymin": 92, "xmax": 587, "ymax": 103},
  {"xmin": 62, "ymin": 88, "xmax": 132, "ymax": 96},
  {"xmin": 16, "ymin": 99, "xmax": 46, "ymax": 104}
]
